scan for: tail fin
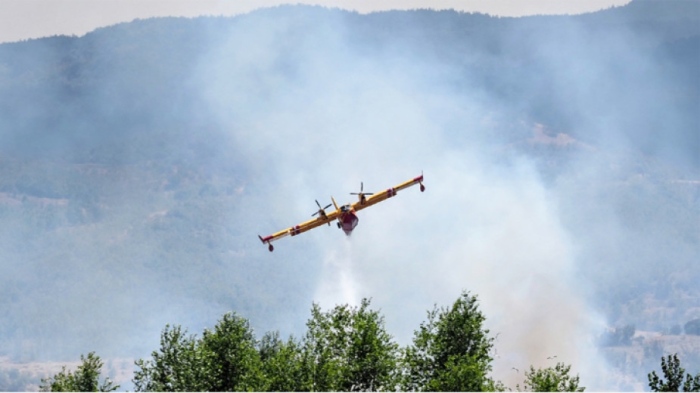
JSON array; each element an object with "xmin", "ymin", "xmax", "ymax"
[{"xmin": 331, "ymin": 196, "xmax": 340, "ymax": 211}]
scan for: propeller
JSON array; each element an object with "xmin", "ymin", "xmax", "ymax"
[
  {"xmin": 350, "ymin": 182, "xmax": 374, "ymax": 197},
  {"xmin": 312, "ymin": 199, "xmax": 332, "ymax": 216}
]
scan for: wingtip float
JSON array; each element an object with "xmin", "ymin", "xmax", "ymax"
[{"xmin": 258, "ymin": 173, "xmax": 425, "ymax": 252}]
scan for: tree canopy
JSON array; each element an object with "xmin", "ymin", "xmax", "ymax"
[
  {"xmin": 40, "ymin": 352, "xmax": 118, "ymax": 392},
  {"xmin": 41, "ymin": 292, "xmax": 592, "ymax": 392},
  {"xmin": 518, "ymin": 362, "xmax": 584, "ymax": 392},
  {"xmin": 648, "ymin": 354, "xmax": 700, "ymax": 392},
  {"xmin": 132, "ymin": 314, "xmax": 265, "ymax": 392},
  {"xmin": 45, "ymin": 292, "xmax": 508, "ymax": 391},
  {"xmin": 130, "ymin": 298, "xmax": 403, "ymax": 392},
  {"xmin": 401, "ymin": 291, "xmax": 498, "ymax": 391},
  {"xmin": 299, "ymin": 299, "xmax": 400, "ymax": 391}
]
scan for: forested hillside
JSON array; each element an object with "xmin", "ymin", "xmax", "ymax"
[{"xmin": 0, "ymin": 0, "xmax": 698, "ymax": 390}]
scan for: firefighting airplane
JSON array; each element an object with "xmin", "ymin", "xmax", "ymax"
[{"xmin": 258, "ymin": 174, "xmax": 425, "ymax": 251}]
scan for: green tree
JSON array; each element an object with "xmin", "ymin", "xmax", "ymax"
[
  {"xmin": 299, "ymin": 303, "xmax": 341, "ymax": 391},
  {"xmin": 518, "ymin": 362, "xmax": 584, "ymax": 392},
  {"xmin": 133, "ymin": 325, "xmax": 213, "ymax": 391},
  {"xmin": 342, "ymin": 299, "xmax": 400, "ymax": 391},
  {"xmin": 300, "ymin": 298, "xmax": 400, "ymax": 391},
  {"xmin": 401, "ymin": 291, "xmax": 497, "ymax": 391},
  {"xmin": 40, "ymin": 352, "xmax": 118, "ymax": 392},
  {"xmin": 200, "ymin": 312, "xmax": 265, "ymax": 391},
  {"xmin": 134, "ymin": 313, "xmax": 265, "ymax": 392},
  {"xmin": 648, "ymin": 354, "xmax": 700, "ymax": 392},
  {"xmin": 259, "ymin": 331, "xmax": 304, "ymax": 391}
]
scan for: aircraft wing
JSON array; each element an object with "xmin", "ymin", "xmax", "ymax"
[
  {"xmin": 352, "ymin": 174, "xmax": 425, "ymax": 212},
  {"xmin": 259, "ymin": 209, "xmax": 340, "ymax": 251}
]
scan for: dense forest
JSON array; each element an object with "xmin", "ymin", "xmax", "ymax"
[{"xmin": 0, "ymin": 0, "xmax": 698, "ymax": 390}]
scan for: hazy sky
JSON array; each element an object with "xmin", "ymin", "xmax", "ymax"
[{"xmin": 2, "ymin": 0, "xmax": 630, "ymax": 43}]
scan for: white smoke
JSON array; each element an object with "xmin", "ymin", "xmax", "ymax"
[{"xmin": 194, "ymin": 8, "xmax": 611, "ymax": 388}]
